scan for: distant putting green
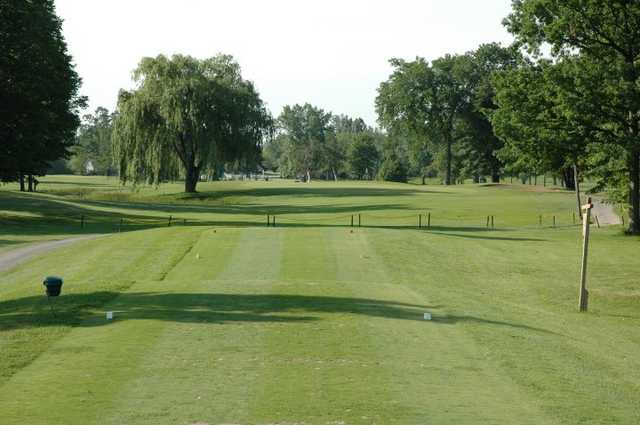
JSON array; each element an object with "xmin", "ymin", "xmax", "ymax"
[{"xmin": 0, "ymin": 177, "xmax": 638, "ymax": 424}]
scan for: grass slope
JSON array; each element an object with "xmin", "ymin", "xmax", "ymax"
[{"xmin": 0, "ymin": 177, "xmax": 638, "ymax": 424}]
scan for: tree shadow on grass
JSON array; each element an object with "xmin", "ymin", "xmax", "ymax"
[
  {"xmin": 1, "ymin": 192, "xmax": 526, "ymax": 235},
  {"xmin": 41, "ymin": 180, "xmax": 115, "ymax": 187},
  {"xmin": 426, "ymin": 228, "xmax": 547, "ymax": 242},
  {"xmin": 434, "ymin": 314, "xmax": 559, "ymax": 335},
  {"xmin": 166, "ymin": 186, "xmax": 444, "ymax": 201},
  {"xmin": 75, "ymin": 198, "xmax": 413, "ymax": 216},
  {"xmin": 1, "ymin": 190, "xmax": 548, "ymax": 239},
  {"xmin": 0, "ymin": 292, "xmax": 553, "ymax": 336},
  {"xmin": 0, "ymin": 292, "xmax": 433, "ymax": 329},
  {"xmin": 0, "ymin": 192, "xmax": 178, "ymax": 237},
  {"xmin": 1, "ymin": 191, "xmax": 422, "ymax": 236},
  {"xmin": 0, "ymin": 239, "xmax": 29, "ymax": 248}
]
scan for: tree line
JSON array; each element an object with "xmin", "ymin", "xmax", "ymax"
[
  {"xmin": 2, "ymin": 1, "xmax": 640, "ymax": 233},
  {"xmin": 263, "ymin": 104, "xmax": 412, "ymax": 183},
  {"xmin": 376, "ymin": 1, "xmax": 640, "ymax": 234}
]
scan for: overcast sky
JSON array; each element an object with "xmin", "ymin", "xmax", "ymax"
[{"xmin": 55, "ymin": 0, "xmax": 514, "ymax": 126}]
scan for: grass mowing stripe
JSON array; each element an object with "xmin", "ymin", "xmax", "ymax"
[
  {"xmin": 368, "ymin": 227, "xmax": 639, "ymax": 424},
  {"xmin": 248, "ymin": 227, "xmax": 345, "ymax": 423},
  {"xmin": 0, "ymin": 228, "xmax": 204, "ymax": 387},
  {"xmin": 99, "ymin": 227, "xmax": 283, "ymax": 425},
  {"xmin": 329, "ymin": 227, "xmax": 425, "ymax": 424},
  {"xmin": 0, "ymin": 227, "xmax": 208, "ymax": 424},
  {"xmin": 353, "ymin": 229, "xmax": 558, "ymax": 424},
  {"xmin": 237, "ymin": 228, "xmax": 401, "ymax": 424}
]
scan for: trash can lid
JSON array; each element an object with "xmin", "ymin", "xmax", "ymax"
[{"xmin": 43, "ymin": 276, "xmax": 63, "ymax": 285}]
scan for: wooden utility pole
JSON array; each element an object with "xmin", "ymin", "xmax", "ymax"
[{"xmin": 579, "ymin": 197, "xmax": 594, "ymax": 312}]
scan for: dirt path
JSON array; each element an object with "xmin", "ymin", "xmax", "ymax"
[
  {"xmin": 0, "ymin": 235, "xmax": 102, "ymax": 273},
  {"xmin": 591, "ymin": 198, "xmax": 621, "ymax": 225}
]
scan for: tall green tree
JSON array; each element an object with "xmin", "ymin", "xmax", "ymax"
[
  {"xmin": 378, "ymin": 137, "xmax": 409, "ymax": 183},
  {"xmin": 505, "ymin": 0, "xmax": 640, "ymax": 232},
  {"xmin": 262, "ymin": 134, "xmax": 286, "ymax": 173},
  {"xmin": 406, "ymin": 132, "xmax": 434, "ymax": 185},
  {"xmin": 330, "ymin": 114, "xmax": 372, "ymax": 180},
  {"xmin": 112, "ymin": 54, "xmax": 272, "ymax": 193},
  {"xmin": 270, "ymin": 108, "xmax": 375, "ymax": 180},
  {"xmin": 70, "ymin": 107, "xmax": 116, "ymax": 175},
  {"xmin": 0, "ymin": 0, "xmax": 85, "ymax": 191},
  {"xmin": 347, "ymin": 133, "xmax": 381, "ymax": 179},
  {"xmin": 332, "ymin": 115, "xmax": 367, "ymax": 134},
  {"xmin": 461, "ymin": 43, "xmax": 521, "ymax": 183},
  {"xmin": 277, "ymin": 104, "xmax": 333, "ymax": 181},
  {"xmin": 376, "ymin": 54, "xmax": 476, "ymax": 185},
  {"xmin": 492, "ymin": 58, "xmax": 592, "ymax": 197}
]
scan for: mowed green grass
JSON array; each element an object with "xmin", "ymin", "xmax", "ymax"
[
  {"xmin": 0, "ymin": 177, "xmax": 639, "ymax": 424},
  {"xmin": 0, "ymin": 174, "xmax": 583, "ymax": 250}
]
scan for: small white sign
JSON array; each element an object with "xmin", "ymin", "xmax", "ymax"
[
  {"xmin": 106, "ymin": 311, "xmax": 114, "ymax": 320},
  {"xmin": 423, "ymin": 312, "xmax": 432, "ymax": 321}
]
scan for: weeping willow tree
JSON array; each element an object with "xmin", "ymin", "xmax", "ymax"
[{"xmin": 112, "ymin": 54, "xmax": 272, "ymax": 192}]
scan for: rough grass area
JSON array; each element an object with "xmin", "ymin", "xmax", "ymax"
[{"xmin": 0, "ymin": 176, "xmax": 638, "ymax": 424}]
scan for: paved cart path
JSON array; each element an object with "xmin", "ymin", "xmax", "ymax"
[
  {"xmin": 592, "ymin": 198, "xmax": 621, "ymax": 225},
  {"xmin": 0, "ymin": 235, "xmax": 102, "ymax": 272}
]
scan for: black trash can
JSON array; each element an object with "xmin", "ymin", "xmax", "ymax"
[{"xmin": 43, "ymin": 276, "xmax": 63, "ymax": 297}]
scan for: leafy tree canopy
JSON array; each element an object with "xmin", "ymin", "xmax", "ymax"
[
  {"xmin": 348, "ymin": 133, "xmax": 381, "ymax": 180},
  {"xmin": 0, "ymin": 0, "xmax": 85, "ymax": 189},
  {"xmin": 376, "ymin": 54, "xmax": 477, "ymax": 185},
  {"xmin": 504, "ymin": 0, "xmax": 640, "ymax": 232},
  {"xmin": 112, "ymin": 54, "xmax": 272, "ymax": 192},
  {"xmin": 70, "ymin": 107, "xmax": 116, "ymax": 175}
]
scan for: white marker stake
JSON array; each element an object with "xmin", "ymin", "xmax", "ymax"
[
  {"xmin": 106, "ymin": 311, "xmax": 114, "ymax": 320},
  {"xmin": 423, "ymin": 312, "xmax": 432, "ymax": 321}
]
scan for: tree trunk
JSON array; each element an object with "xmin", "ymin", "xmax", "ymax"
[
  {"xmin": 332, "ymin": 168, "xmax": 338, "ymax": 182},
  {"xmin": 184, "ymin": 164, "xmax": 199, "ymax": 193},
  {"xmin": 624, "ymin": 59, "xmax": 640, "ymax": 234},
  {"xmin": 19, "ymin": 173, "xmax": 25, "ymax": 192},
  {"xmin": 574, "ymin": 164, "xmax": 582, "ymax": 219},
  {"xmin": 27, "ymin": 174, "xmax": 33, "ymax": 192},
  {"xmin": 421, "ymin": 174, "xmax": 426, "ymax": 185},
  {"xmin": 445, "ymin": 137, "xmax": 452, "ymax": 185},
  {"xmin": 628, "ymin": 148, "xmax": 640, "ymax": 234},
  {"xmin": 562, "ymin": 167, "xmax": 576, "ymax": 191}
]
